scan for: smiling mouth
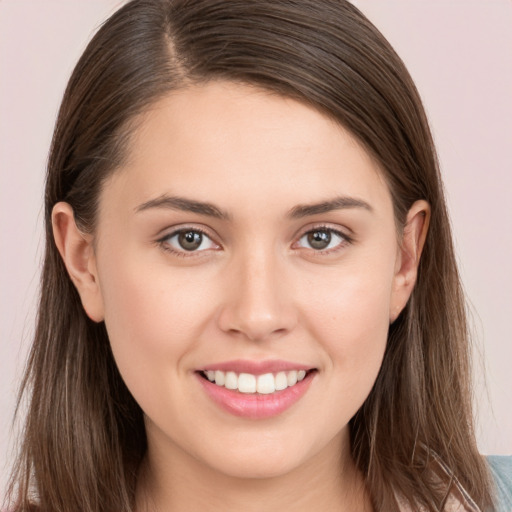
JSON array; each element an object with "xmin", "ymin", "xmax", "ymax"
[{"xmin": 198, "ymin": 369, "xmax": 317, "ymax": 395}]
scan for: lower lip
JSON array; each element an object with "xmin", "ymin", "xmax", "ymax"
[{"xmin": 196, "ymin": 372, "xmax": 315, "ymax": 419}]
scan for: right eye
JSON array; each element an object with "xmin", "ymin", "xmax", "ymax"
[{"xmin": 159, "ymin": 228, "xmax": 219, "ymax": 255}]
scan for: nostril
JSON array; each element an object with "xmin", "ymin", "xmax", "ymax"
[{"xmin": 218, "ymin": 308, "xmax": 297, "ymax": 343}]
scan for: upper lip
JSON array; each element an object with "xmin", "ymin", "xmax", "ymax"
[{"xmin": 198, "ymin": 359, "xmax": 314, "ymax": 375}]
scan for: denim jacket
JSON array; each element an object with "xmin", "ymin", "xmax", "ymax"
[{"xmin": 488, "ymin": 456, "xmax": 512, "ymax": 512}]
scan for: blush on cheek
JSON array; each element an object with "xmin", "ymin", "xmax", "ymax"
[
  {"xmin": 304, "ymin": 272, "xmax": 390, "ymax": 389},
  {"xmin": 102, "ymin": 262, "xmax": 215, "ymax": 377}
]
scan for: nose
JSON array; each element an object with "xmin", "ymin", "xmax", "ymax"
[{"xmin": 217, "ymin": 248, "xmax": 297, "ymax": 342}]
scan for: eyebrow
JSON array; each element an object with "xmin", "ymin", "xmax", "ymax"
[
  {"xmin": 135, "ymin": 194, "xmax": 372, "ymax": 220},
  {"xmin": 287, "ymin": 196, "xmax": 373, "ymax": 218},
  {"xmin": 135, "ymin": 195, "xmax": 230, "ymax": 220}
]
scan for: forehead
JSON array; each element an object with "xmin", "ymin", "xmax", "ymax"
[{"xmin": 101, "ymin": 81, "xmax": 392, "ymax": 219}]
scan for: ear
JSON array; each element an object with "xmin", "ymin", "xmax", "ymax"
[
  {"xmin": 52, "ymin": 202, "xmax": 104, "ymax": 322},
  {"xmin": 389, "ymin": 200, "xmax": 430, "ymax": 323}
]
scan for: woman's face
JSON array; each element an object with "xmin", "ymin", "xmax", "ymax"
[{"xmin": 69, "ymin": 81, "xmax": 423, "ymax": 481}]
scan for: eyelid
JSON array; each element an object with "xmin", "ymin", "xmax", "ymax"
[
  {"xmin": 156, "ymin": 224, "xmax": 221, "ymax": 256},
  {"xmin": 292, "ymin": 223, "xmax": 353, "ymax": 254},
  {"xmin": 155, "ymin": 222, "xmax": 353, "ymax": 258}
]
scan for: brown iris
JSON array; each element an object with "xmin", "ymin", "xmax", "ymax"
[
  {"xmin": 307, "ymin": 230, "xmax": 331, "ymax": 250},
  {"xmin": 178, "ymin": 230, "xmax": 203, "ymax": 251}
]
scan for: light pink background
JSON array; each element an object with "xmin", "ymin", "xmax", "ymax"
[{"xmin": 1, "ymin": 0, "xmax": 511, "ymax": 491}]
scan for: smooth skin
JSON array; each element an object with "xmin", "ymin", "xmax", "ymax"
[{"xmin": 53, "ymin": 81, "xmax": 429, "ymax": 512}]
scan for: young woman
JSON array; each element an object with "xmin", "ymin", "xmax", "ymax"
[{"xmin": 5, "ymin": 1, "xmax": 511, "ymax": 511}]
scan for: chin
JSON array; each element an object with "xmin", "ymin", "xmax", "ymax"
[{"xmin": 200, "ymin": 441, "xmax": 308, "ymax": 480}]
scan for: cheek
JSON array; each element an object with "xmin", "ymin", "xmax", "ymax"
[
  {"xmin": 96, "ymin": 252, "xmax": 216, "ymax": 389},
  {"xmin": 301, "ymin": 252, "xmax": 394, "ymax": 384},
  {"xmin": 305, "ymin": 249, "xmax": 393, "ymax": 330}
]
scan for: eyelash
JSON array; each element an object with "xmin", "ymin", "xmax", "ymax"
[
  {"xmin": 157, "ymin": 226, "xmax": 218, "ymax": 258},
  {"xmin": 156, "ymin": 225, "xmax": 352, "ymax": 258},
  {"xmin": 295, "ymin": 225, "xmax": 353, "ymax": 255}
]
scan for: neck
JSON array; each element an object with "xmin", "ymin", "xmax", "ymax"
[{"xmin": 136, "ymin": 429, "xmax": 372, "ymax": 512}]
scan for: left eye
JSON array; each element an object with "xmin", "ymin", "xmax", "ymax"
[
  {"xmin": 162, "ymin": 229, "xmax": 217, "ymax": 253},
  {"xmin": 296, "ymin": 229, "xmax": 346, "ymax": 251}
]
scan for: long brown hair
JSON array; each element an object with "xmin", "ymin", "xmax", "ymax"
[{"xmin": 6, "ymin": 1, "xmax": 494, "ymax": 510}]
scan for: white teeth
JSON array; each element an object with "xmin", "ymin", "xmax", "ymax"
[
  {"xmin": 287, "ymin": 370, "xmax": 298, "ymax": 386},
  {"xmin": 202, "ymin": 369, "xmax": 310, "ymax": 394},
  {"xmin": 275, "ymin": 372, "xmax": 288, "ymax": 391},
  {"xmin": 214, "ymin": 370, "xmax": 225, "ymax": 386},
  {"xmin": 238, "ymin": 373, "xmax": 256, "ymax": 393},
  {"xmin": 224, "ymin": 371, "xmax": 238, "ymax": 390},
  {"xmin": 256, "ymin": 373, "xmax": 275, "ymax": 394}
]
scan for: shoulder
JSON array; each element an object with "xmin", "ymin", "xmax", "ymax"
[{"xmin": 487, "ymin": 455, "xmax": 512, "ymax": 511}]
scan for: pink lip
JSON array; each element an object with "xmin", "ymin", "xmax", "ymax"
[
  {"xmin": 196, "ymin": 366, "xmax": 316, "ymax": 420},
  {"xmin": 199, "ymin": 359, "xmax": 313, "ymax": 375}
]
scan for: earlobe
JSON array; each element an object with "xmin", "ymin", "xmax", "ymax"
[
  {"xmin": 52, "ymin": 202, "xmax": 105, "ymax": 322},
  {"xmin": 390, "ymin": 200, "xmax": 430, "ymax": 322}
]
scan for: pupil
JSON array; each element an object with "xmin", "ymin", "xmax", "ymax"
[
  {"xmin": 178, "ymin": 231, "xmax": 202, "ymax": 251},
  {"xmin": 308, "ymin": 230, "xmax": 331, "ymax": 250}
]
